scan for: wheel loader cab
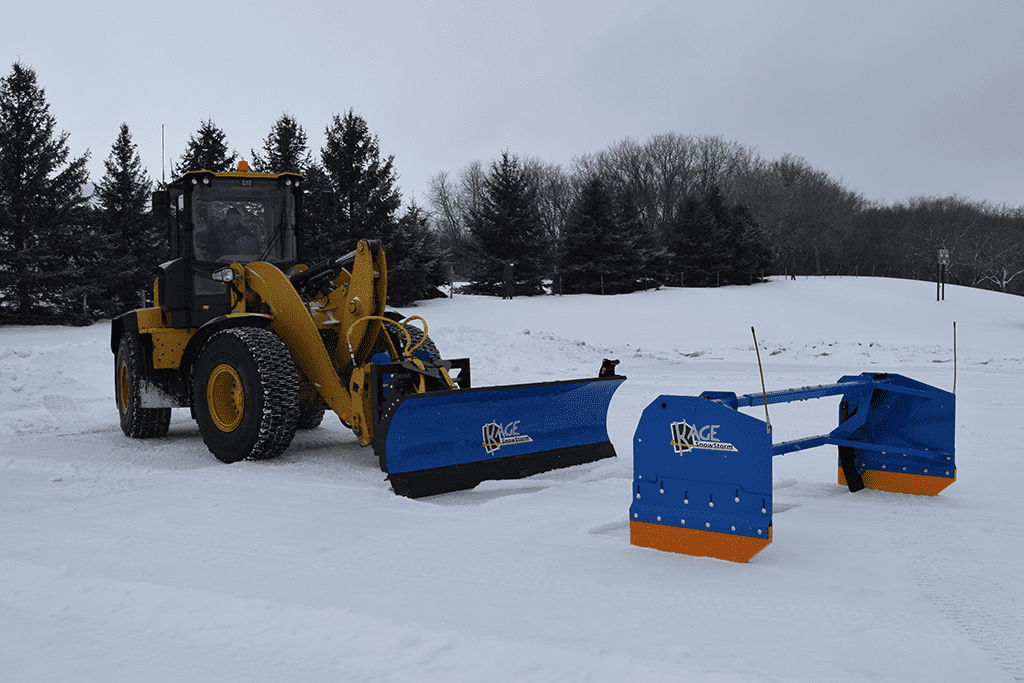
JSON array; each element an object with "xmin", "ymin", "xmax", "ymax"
[{"xmin": 153, "ymin": 166, "xmax": 303, "ymax": 328}]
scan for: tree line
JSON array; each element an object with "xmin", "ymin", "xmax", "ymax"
[
  {"xmin": 0, "ymin": 62, "xmax": 448, "ymax": 323},
  {"xmin": 427, "ymin": 134, "xmax": 1024, "ymax": 297},
  {"xmin": 2, "ymin": 60, "xmax": 1023, "ymax": 325}
]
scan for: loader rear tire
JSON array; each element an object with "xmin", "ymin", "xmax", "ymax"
[
  {"xmin": 296, "ymin": 402, "xmax": 326, "ymax": 429},
  {"xmin": 193, "ymin": 327, "xmax": 299, "ymax": 462},
  {"xmin": 115, "ymin": 332, "xmax": 171, "ymax": 438}
]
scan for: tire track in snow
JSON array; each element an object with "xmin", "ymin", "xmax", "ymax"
[
  {"xmin": 892, "ymin": 500, "xmax": 1024, "ymax": 681},
  {"xmin": 909, "ymin": 565, "xmax": 1024, "ymax": 680},
  {"xmin": 25, "ymin": 408, "xmax": 220, "ymax": 503}
]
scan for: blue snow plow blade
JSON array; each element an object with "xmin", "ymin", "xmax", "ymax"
[
  {"xmin": 630, "ymin": 394, "xmax": 774, "ymax": 563},
  {"xmin": 629, "ymin": 372, "xmax": 955, "ymax": 563},
  {"xmin": 372, "ymin": 374, "xmax": 625, "ymax": 498}
]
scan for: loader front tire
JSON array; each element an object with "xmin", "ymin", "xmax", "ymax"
[
  {"xmin": 193, "ymin": 327, "xmax": 299, "ymax": 462},
  {"xmin": 115, "ymin": 332, "xmax": 171, "ymax": 438},
  {"xmin": 383, "ymin": 310, "xmax": 441, "ymax": 361}
]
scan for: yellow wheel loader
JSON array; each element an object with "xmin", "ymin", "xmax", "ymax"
[{"xmin": 112, "ymin": 163, "xmax": 625, "ymax": 497}]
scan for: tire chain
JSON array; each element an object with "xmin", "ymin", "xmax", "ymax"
[{"xmin": 222, "ymin": 327, "xmax": 299, "ymax": 460}]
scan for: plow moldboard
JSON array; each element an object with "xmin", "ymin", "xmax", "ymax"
[{"xmin": 376, "ymin": 375, "xmax": 625, "ymax": 497}]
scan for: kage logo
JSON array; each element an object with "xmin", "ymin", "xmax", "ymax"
[
  {"xmin": 670, "ymin": 420, "xmax": 738, "ymax": 454},
  {"xmin": 482, "ymin": 420, "xmax": 533, "ymax": 454}
]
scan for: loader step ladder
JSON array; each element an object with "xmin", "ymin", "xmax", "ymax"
[{"xmin": 629, "ymin": 372, "xmax": 955, "ymax": 563}]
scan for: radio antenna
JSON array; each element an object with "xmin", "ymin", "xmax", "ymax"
[{"xmin": 752, "ymin": 326, "xmax": 771, "ymax": 434}]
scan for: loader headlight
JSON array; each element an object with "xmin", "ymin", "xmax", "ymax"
[{"xmin": 212, "ymin": 268, "xmax": 235, "ymax": 282}]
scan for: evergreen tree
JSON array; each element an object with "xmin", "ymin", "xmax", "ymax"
[
  {"xmin": 559, "ymin": 178, "xmax": 666, "ymax": 295},
  {"xmin": 251, "ymin": 113, "xmax": 311, "ymax": 173},
  {"xmin": 699, "ymin": 186, "xmax": 736, "ymax": 284},
  {"xmin": 725, "ymin": 203, "xmax": 774, "ymax": 284},
  {"xmin": 467, "ymin": 152, "xmax": 550, "ymax": 296},
  {"xmin": 93, "ymin": 123, "xmax": 161, "ymax": 315},
  {"xmin": 663, "ymin": 186, "xmax": 772, "ymax": 287},
  {"xmin": 177, "ymin": 118, "xmax": 237, "ymax": 173},
  {"xmin": 380, "ymin": 202, "xmax": 449, "ymax": 306},
  {"xmin": 560, "ymin": 177, "xmax": 626, "ymax": 294},
  {"xmin": 697, "ymin": 185, "xmax": 774, "ymax": 285},
  {"xmin": 297, "ymin": 160, "xmax": 334, "ymax": 262},
  {"xmin": 313, "ymin": 111, "xmax": 444, "ymax": 303},
  {"xmin": 319, "ymin": 109, "xmax": 401, "ymax": 254},
  {"xmin": 0, "ymin": 62, "xmax": 90, "ymax": 322},
  {"xmin": 618, "ymin": 187, "xmax": 671, "ymax": 289},
  {"xmin": 668, "ymin": 192, "xmax": 731, "ymax": 287}
]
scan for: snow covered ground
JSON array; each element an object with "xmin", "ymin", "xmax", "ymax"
[{"xmin": 2, "ymin": 276, "xmax": 1023, "ymax": 682}]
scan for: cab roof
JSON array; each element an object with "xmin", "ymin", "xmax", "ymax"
[{"xmin": 171, "ymin": 161, "xmax": 304, "ymax": 187}]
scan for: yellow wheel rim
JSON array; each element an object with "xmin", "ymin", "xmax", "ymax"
[
  {"xmin": 118, "ymin": 361, "xmax": 130, "ymax": 414},
  {"xmin": 207, "ymin": 363, "xmax": 244, "ymax": 432}
]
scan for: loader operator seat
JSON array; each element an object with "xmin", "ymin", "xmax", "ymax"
[{"xmin": 197, "ymin": 206, "xmax": 260, "ymax": 262}]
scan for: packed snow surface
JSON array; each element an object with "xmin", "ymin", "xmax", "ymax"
[{"xmin": 2, "ymin": 276, "xmax": 1023, "ymax": 681}]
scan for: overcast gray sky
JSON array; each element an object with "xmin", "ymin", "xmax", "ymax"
[{"xmin": 4, "ymin": 1, "xmax": 1022, "ymax": 207}]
